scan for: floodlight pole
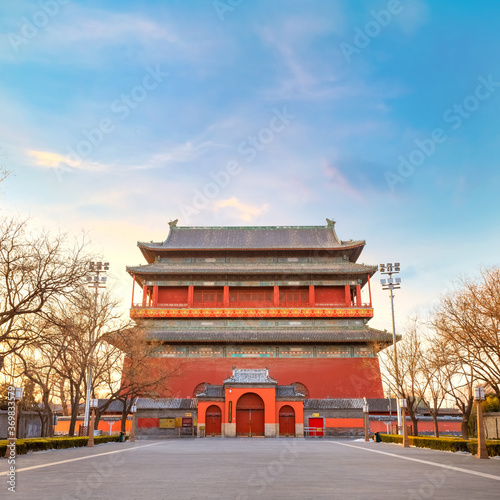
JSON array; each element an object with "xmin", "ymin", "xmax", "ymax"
[
  {"xmin": 379, "ymin": 263, "xmax": 403, "ymax": 434},
  {"xmin": 83, "ymin": 261, "xmax": 109, "ymax": 429},
  {"xmin": 389, "ymin": 288, "xmax": 402, "ymax": 432}
]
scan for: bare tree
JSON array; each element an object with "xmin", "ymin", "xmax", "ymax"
[
  {"xmin": 13, "ymin": 317, "xmax": 68, "ymax": 437},
  {"xmin": 98, "ymin": 327, "xmax": 180, "ymax": 432},
  {"xmin": 380, "ymin": 319, "xmax": 424, "ymax": 436},
  {"xmin": 415, "ymin": 337, "xmax": 448, "ymax": 438},
  {"xmin": 431, "ymin": 287, "xmax": 483, "ymax": 440},
  {"xmin": 41, "ymin": 284, "xmax": 131, "ymax": 435},
  {"xmin": 0, "ymin": 217, "xmax": 90, "ymax": 368}
]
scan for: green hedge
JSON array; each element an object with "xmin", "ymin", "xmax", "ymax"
[
  {"xmin": 0, "ymin": 435, "xmax": 125, "ymax": 456},
  {"xmin": 377, "ymin": 434, "xmax": 500, "ymax": 456}
]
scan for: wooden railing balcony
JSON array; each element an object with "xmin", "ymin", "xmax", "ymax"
[
  {"xmin": 131, "ymin": 301, "xmax": 372, "ymax": 309},
  {"xmin": 130, "ymin": 303, "xmax": 374, "ymax": 319}
]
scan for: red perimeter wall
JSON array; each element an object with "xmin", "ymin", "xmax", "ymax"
[{"xmin": 139, "ymin": 357, "xmax": 384, "ymax": 399}]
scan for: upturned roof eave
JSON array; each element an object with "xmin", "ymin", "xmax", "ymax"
[
  {"xmin": 137, "ymin": 241, "xmax": 366, "ymax": 252},
  {"xmin": 125, "ymin": 264, "xmax": 379, "ymax": 275}
]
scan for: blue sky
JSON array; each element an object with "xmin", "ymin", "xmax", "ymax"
[{"xmin": 1, "ymin": 0, "xmax": 499, "ymax": 331}]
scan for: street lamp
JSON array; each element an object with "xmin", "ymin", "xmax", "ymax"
[
  {"xmin": 379, "ymin": 262, "xmax": 402, "ymax": 434},
  {"xmin": 83, "ymin": 261, "xmax": 109, "ymax": 430},
  {"xmin": 130, "ymin": 401, "xmax": 137, "ymax": 443},
  {"xmin": 474, "ymin": 387, "xmax": 489, "ymax": 460},
  {"xmin": 399, "ymin": 398, "xmax": 409, "ymax": 448},
  {"xmin": 4, "ymin": 386, "xmax": 23, "ymax": 459},
  {"xmin": 87, "ymin": 398, "xmax": 99, "ymax": 448},
  {"xmin": 363, "ymin": 402, "xmax": 370, "ymax": 442}
]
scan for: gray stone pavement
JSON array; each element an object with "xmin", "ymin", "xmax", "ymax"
[{"xmin": 1, "ymin": 438, "xmax": 499, "ymax": 500}]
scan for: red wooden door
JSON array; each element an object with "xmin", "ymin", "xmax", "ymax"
[
  {"xmin": 279, "ymin": 405, "xmax": 295, "ymax": 436},
  {"xmin": 309, "ymin": 417, "xmax": 324, "ymax": 437},
  {"xmin": 205, "ymin": 405, "xmax": 222, "ymax": 436},
  {"xmin": 236, "ymin": 393, "xmax": 265, "ymax": 437}
]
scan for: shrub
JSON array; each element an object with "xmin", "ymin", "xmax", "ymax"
[
  {"xmin": 0, "ymin": 434, "xmax": 124, "ymax": 456},
  {"xmin": 378, "ymin": 434, "xmax": 500, "ymax": 456},
  {"xmin": 466, "ymin": 439, "xmax": 500, "ymax": 457}
]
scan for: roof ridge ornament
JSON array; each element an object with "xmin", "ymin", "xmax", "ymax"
[
  {"xmin": 326, "ymin": 218, "xmax": 336, "ymax": 228},
  {"xmin": 168, "ymin": 219, "xmax": 178, "ymax": 228}
]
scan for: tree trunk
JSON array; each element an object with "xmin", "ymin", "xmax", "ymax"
[
  {"xmin": 95, "ymin": 410, "xmax": 102, "ymax": 430},
  {"xmin": 409, "ymin": 413, "xmax": 419, "ymax": 436},
  {"xmin": 120, "ymin": 406, "xmax": 128, "ymax": 433},
  {"xmin": 45, "ymin": 405, "xmax": 54, "ymax": 438},
  {"xmin": 432, "ymin": 413, "xmax": 439, "ymax": 438},
  {"xmin": 461, "ymin": 418, "xmax": 469, "ymax": 440},
  {"xmin": 59, "ymin": 383, "xmax": 70, "ymax": 416},
  {"xmin": 39, "ymin": 410, "xmax": 46, "ymax": 437},
  {"xmin": 407, "ymin": 402, "xmax": 419, "ymax": 436},
  {"xmin": 68, "ymin": 389, "xmax": 81, "ymax": 437},
  {"xmin": 460, "ymin": 396, "xmax": 474, "ymax": 440}
]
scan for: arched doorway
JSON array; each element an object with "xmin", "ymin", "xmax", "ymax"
[
  {"xmin": 279, "ymin": 405, "xmax": 295, "ymax": 437},
  {"xmin": 236, "ymin": 393, "xmax": 265, "ymax": 437},
  {"xmin": 205, "ymin": 405, "xmax": 222, "ymax": 436}
]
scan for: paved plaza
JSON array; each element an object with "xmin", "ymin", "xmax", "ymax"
[{"xmin": 1, "ymin": 438, "xmax": 499, "ymax": 499}]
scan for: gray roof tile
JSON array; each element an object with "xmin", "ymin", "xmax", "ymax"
[
  {"xmin": 194, "ymin": 384, "xmax": 224, "ymax": 398},
  {"xmin": 144, "ymin": 327, "xmax": 394, "ymax": 343},
  {"xmin": 304, "ymin": 398, "xmax": 364, "ymax": 410},
  {"xmin": 276, "ymin": 385, "xmax": 306, "ymax": 398},
  {"xmin": 127, "ymin": 260, "xmax": 377, "ymax": 276},
  {"xmin": 224, "ymin": 368, "xmax": 277, "ymax": 384},
  {"xmin": 138, "ymin": 224, "xmax": 364, "ymax": 251},
  {"xmin": 136, "ymin": 398, "xmax": 196, "ymax": 410}
]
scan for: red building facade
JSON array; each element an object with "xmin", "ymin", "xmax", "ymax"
[{"xmin": 126, "ymin": 219, "xmax": 393, "ymax": 437}]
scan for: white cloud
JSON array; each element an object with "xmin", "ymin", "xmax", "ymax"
[
  {"xmin": 214, "ymin": 197, "xmax": 269, "ymax": 222},
  {"xmin": 146, "ymin": 140, "xmax": 228, "ymax": 169},
  {"xmin": 28, "ymin": 149, "xmax": 110, "ymax": 173}
]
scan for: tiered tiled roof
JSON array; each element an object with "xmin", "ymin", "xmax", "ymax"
[
  {"xmin": 145, "ymin": 327, "xmax": 395, "ymax": 343},
  {"xmin": 137, "ymin": 221, "xmax": 366, "ymax": 263},
  {"xmin": 127, "ymin": 260, "xmax": 377, "ymax": 277}
]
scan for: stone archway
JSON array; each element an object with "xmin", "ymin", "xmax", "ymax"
[{"xmin": 236, "ymin": 393, "xmax": 265, "ymax": 437}]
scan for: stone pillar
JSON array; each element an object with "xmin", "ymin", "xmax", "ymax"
[
  {"xmin": 477, "ymin": 401, "xmax": 489, "ymax": 459},
  {"xmin": 265, "ymin": 423, "xmax": 277, "ymax": 438},
  {"xmin": 295, "ymin": 423, "xmax": 304, "ymax": 438},
  {"xmin": 223, "ymin": 423, "xmax": 236, "ymax": 437}
]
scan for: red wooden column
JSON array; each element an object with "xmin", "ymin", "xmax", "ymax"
[
  {"xmin": 188, "ymin": 285, "xmax": 194, "ymax": 307},
  {"xmin": 131, "ymin": 275, "xmax": 136, "ymax": 308},
  {"xmin": 152, "ymin": 286, "xmax": 159, "ymax": 307},
  {"xmin": 142, "ymin": 286, "xmax": 148, "ymax": 307},
  {"xmin": 344, "ymin": 285, "xmax": 350, "ymax": 306},
  {"xmin": 367, "ymin": 274, "xmax": 372, "ymax": 307},
  {"xmin": 309, "ymin": 285, "xmax": 315, "ymax": 306},
  {"xmin": 223, "ymin": 286, "xmax": 229, "ymax": 307},
  {"xmin": 274, "ymin": 286, "xmax": 280, "ymax": 307},
  {"xmin": 356, "ymin": 285, "xmax": 362, "ymax": 306}
]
